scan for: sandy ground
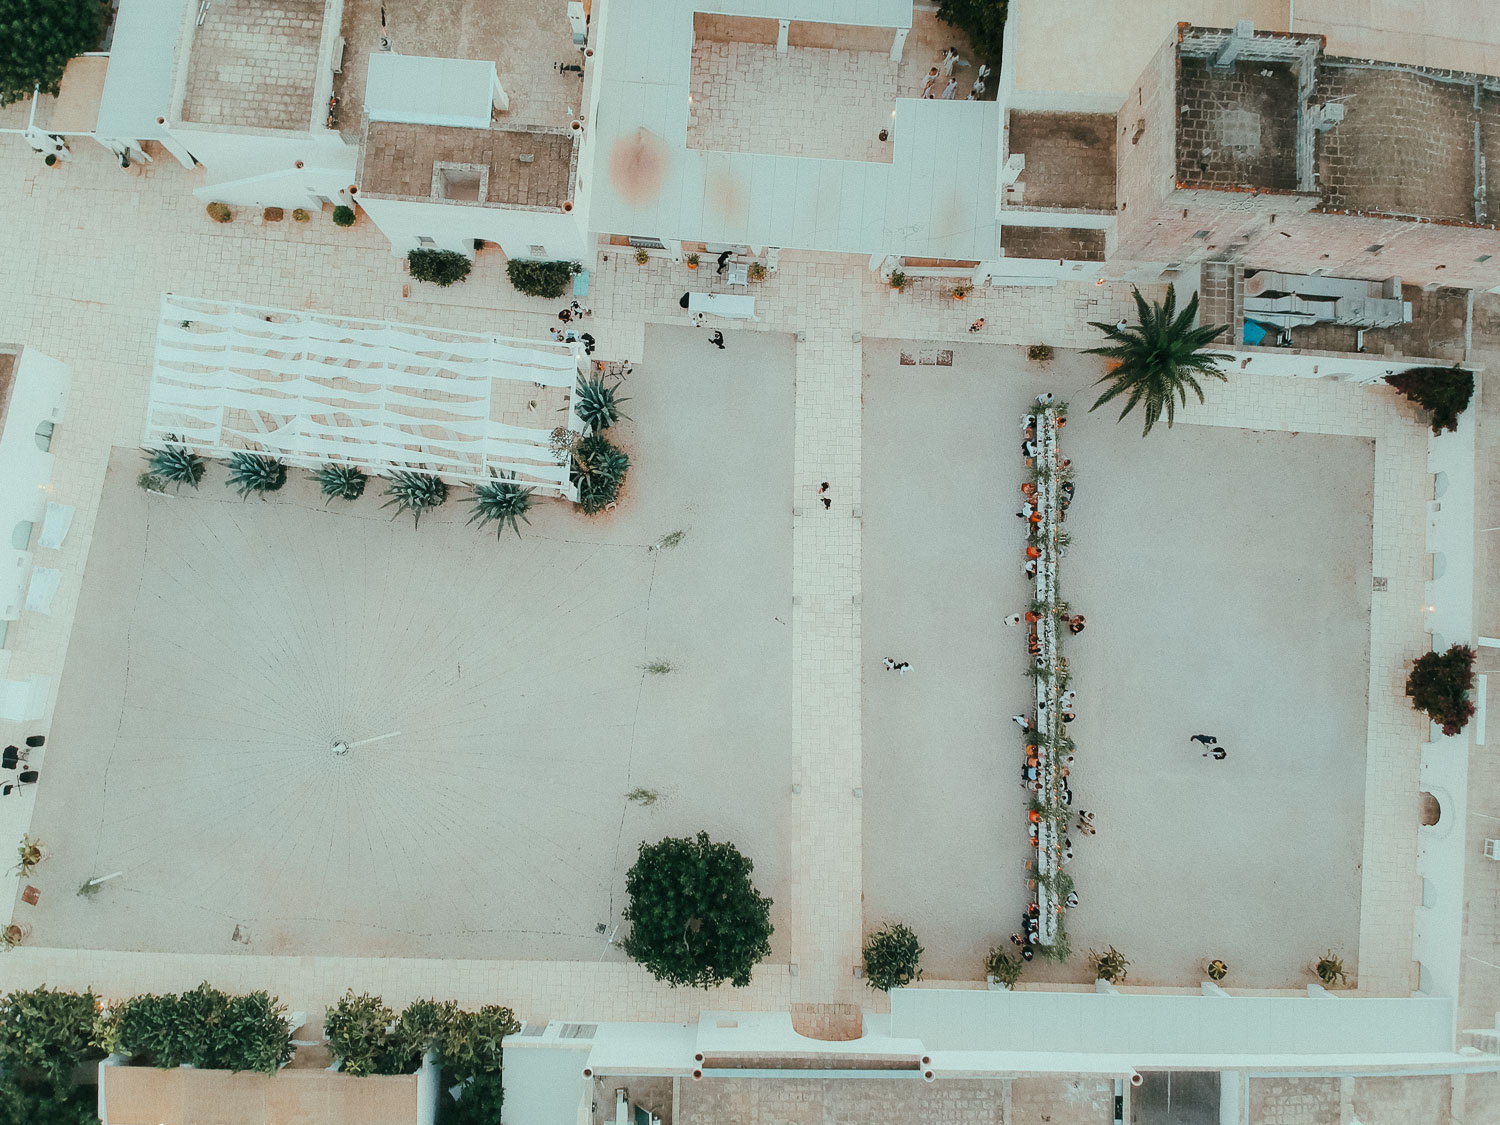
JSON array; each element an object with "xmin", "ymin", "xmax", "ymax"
[
  {"xmin": 861, "ymin": 340, "xmax": 1373, "ymax": 987},
  {"xmin": 22, "ymin": 325, "xmax": 796, "ymax": 960}
]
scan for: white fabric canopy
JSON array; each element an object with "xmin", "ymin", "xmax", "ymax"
[{"xmin": 147, "ymin": 296, "xmax": 580, "ymax": 493}]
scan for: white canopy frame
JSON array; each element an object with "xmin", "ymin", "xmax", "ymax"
[{"xmin": 147, "ymin": 295, "xmax": 583, "ymax": 496}]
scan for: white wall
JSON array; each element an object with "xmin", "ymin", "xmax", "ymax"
[
  {"xmin": 169, "ymin": 126, "xmax": 357, "ymax": 209},
  {"xmin": 357, "ymin": 195, "xmax": 589, "ymax": 261}
]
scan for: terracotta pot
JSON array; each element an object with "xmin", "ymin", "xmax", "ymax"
[
  {"xmin": 1026, "ymin": 546, "xmax": 1041, "ymax": 559},
  {"xmin": 687, "ymin": 261, "xmax": 698, "ymax": 270}
]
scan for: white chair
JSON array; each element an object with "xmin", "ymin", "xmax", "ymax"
[
  {"xmin": 1485, "ymin": 839, "xmax": 1500, "ymax": 860},
  {"xmin": 727, "ymin": 262, "xmax": 749, "ymax": 287},
  {"xmin": 38, "ymin": 503, "xmax": 74, "ymax": 550}
]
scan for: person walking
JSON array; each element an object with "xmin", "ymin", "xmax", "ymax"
[
  {"xmin": 922, "ymin": 66, "xmax": 940, "ymax": 97},
  {"xmin": 716, "ymin": 249, "xmax": 732, "ymax": 275},
  {"xmin": 969, "ymin": 318, "xmax": 985, "ymax": 333},
  {"xmin": 1189, "ymin": 734, "xmax": 1218, "ymax": 746},
  {"xmin": 883, "ymin": 657, "xmax": 896, "ymax": 671},
  {"xmin": 941, "ymin": 77, "xmax": 959, "ymax": 100},
  {"xmin": 1012, "ymin": 715, "xmax": 1029, "ymax": 729},
  {"xmin": 708, "ymin": 329, "xmax": 725, "ymax": 350},
  {"xmin": 896, "ymin": 661, "xmax": 912, "ymax": 674}
]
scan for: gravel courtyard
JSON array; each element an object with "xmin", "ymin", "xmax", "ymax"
[
  {"xmin": 21, "ymin": 325, "xmax": 796, "ymax": 961},
  {"xmin": 861, "ymin": 340, "xmax": 1373, "ymax": 987}
]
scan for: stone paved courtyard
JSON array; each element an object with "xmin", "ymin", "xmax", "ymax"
[
  {"xmin": 0, "ymin": 128, "xmax": 1442, "ymax": 1035},
  {"xmin": 861, "ymin": 340, "xmax": 1373, "ymax": 987}
]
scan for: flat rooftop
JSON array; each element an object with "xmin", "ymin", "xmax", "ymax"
[
  {"xmin": 334, "ymin": 0, "xmax": 583, "ymax": 132},
  {"xmin": 1000, "ymin": 225, "xmax": 1106, "ymax": 262},
  {"xmin": 1316, "ymin": 63, "xmax": 1489, "ymax": 223},
  {"xmin": 178, "ymin": 0, "xmax": 328, "ymax": 130},
  {"xmin": 1005, "ymin": 112, "xmax": 1116, "ymax": 211},
  {"xmin": 361, "ymin": 121, "xmax": 575, "ymax": 208},
  {"xmin": 1176, "ymin": 56, "xmax": 1300, "ymax": 192}
]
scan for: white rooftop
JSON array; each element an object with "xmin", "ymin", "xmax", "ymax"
[
  {"xmin": 96, "ymin": 0, "xmax": 185, "ymax": 140},
  {"xmin": 589, "ymin": 0, "xmax": 999, "ymax": 259},
  {"xmin": 364, "ymin": 53, "xmax": 496, "ymax": 129}
]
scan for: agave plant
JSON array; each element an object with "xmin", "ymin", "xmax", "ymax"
[
  {"xmin": 1314, "ymin": 951, "xmax": 1348, "ymax": 987},
  {"xmin": 16, "ymin": 834, "xmax": 43, "ymax": 876},
  {"xmin": 468, "ymin": 474, "xmax": 534, "ymax": 538},
  {"xmin": 569, "ymin": 433, "xmax": 630, "ymax": 515},
  {"xmin": 574, "ymin": 375, "xmax": 629, "ymax": 433},
  {"xmin": 225, "ymin": 453, "xmax": 288, "ymax": 498},
  {"xmin": 312, "ymin": 463, "xmax": 368, "ymax": 502},
  {"xmin": 141, "ymin": 439, "xmax": 206, "ymax": 490},
  {"xmin": 382, "ymin": 471, "xmax": 449, "ymax": 527}
]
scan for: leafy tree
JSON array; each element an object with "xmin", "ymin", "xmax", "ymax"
[
  {"xmin": 621, "ymin": 831, "xmax": 773, "ymax": 988},
  {"xmin": 408, "ymin": 249, "xmax": 472, "ymax": 287},
  {"xmin": 936, "ymin": 0, "xmax": 1008, "ymax": 68},
  {"xmin": 1084, "ymin": 284, "xmax": 1231, "ymax": 436},
  {"xmin": 0, "ymin": 986, "xmax": 102, "ymax": 1090},
  {"xmin": 506, "ymin": 259, "xmax": 581, "ymax": 299},
  {"xmin": 862, "ymin": 923, "xmax": 922, "ymax": 991},
  {"xmin": 1384, "ymin": 366, "xmax": 1474, "ymax": 434},
  {"xmin": 0, "ymin": 0, "xmax": 107, "ymax": 106},
  {"xmin": 1406, "ymin": 643, "xmax": 1476, "ymax": 735}
]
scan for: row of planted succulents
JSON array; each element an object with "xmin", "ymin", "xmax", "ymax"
[
  {"xmin": 137, "ymin": 371, "xmax": 631, "ymax": 533},
  {"xmin": 0, "ymin": 984, "xmax": 518, "ymax": 1125}
]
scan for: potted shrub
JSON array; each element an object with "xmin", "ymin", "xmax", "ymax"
[
  {"xmin": 1027, "ymin": 344, "xmax": 1054, "ymax": 363},
  {"xmin": 206, "ymin": 202, "xmax": 232, "ymax": 223},
  {"xmin": 292, "ymin": 208, "xmax": 310, "ymax": 222},
  {"xmin": 1205, "ymin": 958, "xmax": 1228, "ymax": 982},
  {"xmin": 0, "ymin": 986, "xmax": 104, "ymax": 1087},
  {"xmin": 1405, "ymin": 644, "xmax": 1476, "ymax": 735},
  {"xmin": 263, "ymin": 207, "xmax": 283, "ymax": 222},
  {"xmin": 1313, "ymin": 951, "xmax": 1348, "ymax": 988},
  {"xmin": 685, "ymin": 253, "xmax": 700, "ymax": 271},
  {"xmin": 15, "ymin": 836, "xmax": 43, "ymax": 876},
  {"xmin": 748, "ymin": 261, "xmax": 767, "ymax": 282},
  {"xmin": 332, "ymin": 205, "xmax": 356, "ymax": 227},
  {"xmin": 0, "ymin": 923, "xmax": 28, "ymax": 951},
  {"xmin": 953, "ymin": 283, "xmax": 972, "ymax": 301},
  {"xmin": 863, "ymin": 923, "xmax": 922, "ymax": 991},
  {"xmin": 634, "ymin": 247, "xmax": 650, "ymax": 265},
  {"xmin": 985, "ymin": 948, "xmax": 1023, "ymax": 989},
  {"xmin": 888, "ymin": 269, "xmax": 908, "ymax": 291},
  {"xmin": 1088, "ymin": 945, "xmax": 1130, "ymax": 983}
]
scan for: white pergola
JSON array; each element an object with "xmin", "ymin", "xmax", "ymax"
[{"xmin": 146, "ymin": 295, "xmax": 582, "ymax": 495}]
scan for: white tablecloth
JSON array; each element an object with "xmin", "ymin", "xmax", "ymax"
[{"xmin": 687, "ymin": 293, "xmax": 758, "ymax": 320}]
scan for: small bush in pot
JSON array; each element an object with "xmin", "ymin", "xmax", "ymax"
[
  {"xmin": 985, "ymin": 948, "xmax": 1023, "ymax": 989},
  {"xmin": 324, "ymin": 991, "xmax": 395, "ymax": 1077},
  {"xmin": 332, "ymin": 205, "xmax": 356, "ymax": 227},
  {"xmin": 206, "ymin": 202, "xmax": 232, "ymax": 223},
  {"xmin": 1088, "ymin": 945, "xmax": 1130, "ymax": 984}
]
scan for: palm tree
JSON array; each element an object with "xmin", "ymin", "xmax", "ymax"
[{"xmin": 1084, "ymin": 285, "xmax": 1231, "ymax": 436}]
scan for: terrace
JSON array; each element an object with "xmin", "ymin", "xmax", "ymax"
[
  {"xmin": 177, "ymin": 0, "xmax": 331, "ymax": 131},
  {"xmin": 332, "ymin": 0, "xmax": 584, "ymax": 133},
  {"xmin": 360, "ymin": 121, "xmax": 576, "ymax": 209},
  {"xmin": 1004, "ymin": 112, "xmax": 1116, "ymax": 212}
]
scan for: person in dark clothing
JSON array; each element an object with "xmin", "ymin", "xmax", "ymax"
[
  {"xmin": 708, "ymin": 330, "xmax": 725, "ymax": 349},
  {"xmin": 716, "ymin": 249, "xmax": 732, "ymax": 274},
  {"xmin": 1189, "ymin": 734, "xmax": 1217, "ymax": 745}
]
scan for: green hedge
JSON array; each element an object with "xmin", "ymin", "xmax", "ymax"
[
  {"xmin": 506, "ymin": 259, "xmax": 581, "ymax": 299},
  {"xmin": 95, "ymin": 983, "xmax": 293, "ymax": 1073},
  {"xmin": 408, "ymin": 249, "xmax": 472, "ymax": 287}
]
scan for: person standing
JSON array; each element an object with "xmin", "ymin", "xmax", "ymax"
[
  {"xmin": 716, "ymin": 249, "xmax": 732, "ymax": 275},
  {"xmin": 708, "ymin": 329, "xmax": 725, "ymax": 350},
  {"xmin": 922, "ymin": 66, "xmax": 940, "ymax": 97},
  {"xmin": 941, "ymin": 77, "xmax": 959, "ymax": 100}
]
